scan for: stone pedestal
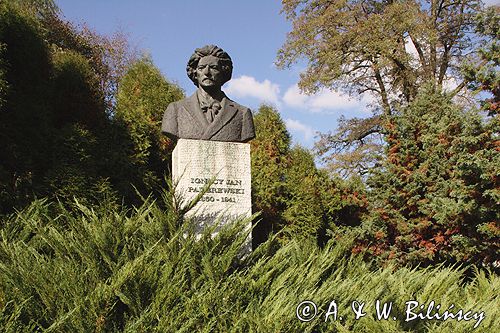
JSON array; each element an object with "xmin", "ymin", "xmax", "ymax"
[{"xmin": 172, "ymin": 139, "xmax": 252, "ymax": 248}]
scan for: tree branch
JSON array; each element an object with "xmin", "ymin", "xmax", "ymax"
[{"xmin": 372, "ymin": 63, "xmax": 391, "ymax": 115}]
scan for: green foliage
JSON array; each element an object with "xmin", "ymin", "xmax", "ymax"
[
  {"xmin": 0, "ymin": 3, "xmax": 171, "ymax": 212},
  {"xmin": 43, "ymin": 124, "xmax": 119, "ymax": 208},
  {"xmin": 0, "ymin": 41, "xmax": 7, "ymax": 210},
  {"xmin": 0, "ymin": 195, "xmax": 498, "ymax": 332},
  {"xmin": 42, "ymin": 16, "xmax": 138, "ymax": 112},
  {"xmin": 282, "ymin": 146, "xmax": 325, "ymax": 239},
  {"xmin": 250, "ymin": 105, "xmax": 291, "ymax": 242},
  {"xmin": 51, "ymin": 50, "xmax": 106, "ymax": 128},
  {"xmin": 0, "ymin": 4, "xmax": 125, "ymax": 211},
  {"xmin": 251, "ymin": 105, "xmax": 366, "ymax": 244},
  {"xmin": 278, "ymin": 0, "xmax": 482, "ymax": 111},
  {"xmin": 461, "ymin": 6, "xmax": 499, "ymax": 115},
  {"xmin": 315, "ymin": 115, "xmax": 385, "ymax": 178},
  {"xmin": 279, "ymin": 0, "xmax": 492, "ymax": 177},
  {"xmin": 115, "ymin": 57, "xmax": 184, "ymax": 195},
  {"xmin": 278, "ymin": 1, "xmax": 498, "ymax": 266},
  {"xmin": 8, "ymin": 0, "xmax": 58, "ymax": 18},
  {"xmin": 0, "ymin": 2, "xmax": 53, "ymax": 212},
  {"xmin": 40, "ymin": 50, "xmax": 119, "ymax": 207},
  {"xmin": 0, "ymin": 41, "xmax": 6, "ymax": 105},
  {"xmin": 361, "ymin": 88, "xmax": 499, "ymax": 267},
  {"xmin": 282, "ymin": 146, "xmax": 368, "ymax": 244},
  {"xmin": 115, "ymin": 57, "xmax": 184, "ymax": 163}
]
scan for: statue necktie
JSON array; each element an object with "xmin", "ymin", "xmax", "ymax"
[{"xmin": 200, "ymin": 100, "xmax": 221, "ymax": 123}]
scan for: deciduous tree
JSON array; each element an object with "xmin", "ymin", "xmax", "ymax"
[
  {"xmin": 461, "ymin": 5, "xmax": 499, "ymax": 116},
  {"xmin": 278, "ymin": 0, "xmax": 489, "ymax": 176}
]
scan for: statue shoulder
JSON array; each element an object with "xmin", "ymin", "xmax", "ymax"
[
  {"xmin": 169, "ymin": 93, "xmax": 198, "ymax": 110},
  {"xmin": 167, "ymin": 98, "xmax": 184, "ymax": 110},
  {"xmin": 227, "ymin": 98, "xmax": 252, "ymax": 114}
]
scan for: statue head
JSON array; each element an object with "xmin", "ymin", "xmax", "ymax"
[{"xmin": 186, "ymin": 45, "xmax": 233, "ymax": 87}]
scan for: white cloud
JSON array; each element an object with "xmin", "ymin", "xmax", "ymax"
[
  {"xmin": 442, "ymin": 76, "xmax": 459, "ymax": 93},
  {"xmin": 285, "ymin": 118, "xmax": 316, "ymax": 142},
  {"xmin": 225, "ymin": 75, "xmax": 280, "ymax": 105},
  {"xmin": 283, "ymin": 84, "xmax": 371, "ymax": 113},
  {"xmin": 310, "ymin": 90, "xmax": 361, "ymax": 110},
  {"xmin": 282, "ymin": 84, "xmax": 308, "ymax": 108}
]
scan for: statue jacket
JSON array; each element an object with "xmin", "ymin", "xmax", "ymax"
[{"xmin": 161, "ymin": 91, "xmax": 255, "ymax": 143}]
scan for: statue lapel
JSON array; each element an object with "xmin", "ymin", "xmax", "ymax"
[
  {"xmin": 202, "ymin": 99, "xmax": 238, "ymax": 140},
  {"xmin": 181, "ymin": 93, "xmax": 209, "ymax": 130}
]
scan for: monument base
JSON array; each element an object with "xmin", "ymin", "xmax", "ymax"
[{"xmin": 172, "ymin": 139, "xmax": 252, "ymax": 252}]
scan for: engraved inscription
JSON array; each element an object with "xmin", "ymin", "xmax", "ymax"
[
  {"xmin": 187, "ymin": 177, "xmax": 245, "ymax": 203},
  {"xmin": 172, "ymin": 139, "xmax": 252, "ymax": 224}
]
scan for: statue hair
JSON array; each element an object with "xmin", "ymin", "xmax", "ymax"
[{"xmin": 186, "ymin": 45, "xmax": 233, "ymax": 86}]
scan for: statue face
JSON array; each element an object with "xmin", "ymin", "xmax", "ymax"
[{"xmin": 196, "ymin": 55, "xmax": 223, "ymax": 88}]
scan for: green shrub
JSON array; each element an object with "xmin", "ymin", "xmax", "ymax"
[
  {"xmin": 362, "ymin": 88, "xmax": 499, "ymax": 267},
  {"xmin": 0, "ymin": 189, "xmax": 498, "ymax": 332}
]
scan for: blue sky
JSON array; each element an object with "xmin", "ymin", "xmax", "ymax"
[
  {"xmin": 57, "ymin": 1, "xmax": 500, "ymax": 148},
  {"xmin": 55, "ymin": 0, "xmax": 376, "ymax": 148}
]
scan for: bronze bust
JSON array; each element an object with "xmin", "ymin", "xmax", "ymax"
[{"xmin": 161, "ymin": 45, "xmax": 255, "ymax": 142}]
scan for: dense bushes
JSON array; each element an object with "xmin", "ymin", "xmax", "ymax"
[
  {"xmin": 0, "ymin": 2, "xmax": 53, "ymax": 212},
  {"xmin": 0, "ymin": 195, "xmax": 498, "ymax": 332},
  {"xmin": 250, "ymin": 106, "xmax": 367, "ymax": 246},
  {"xmin": 114, "ymin": 57, "xmax": 184, "ymax": 197},
  {"xmin": 357, "ymin": 89, "xmax": 499, "ymax": 267}
]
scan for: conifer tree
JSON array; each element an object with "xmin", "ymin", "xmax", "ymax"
[
  {"xmin": 362, "ymin": 88, "xmax": 499, "ymax": 266},
  {"xmin": 44, "ymin": 50, "xmax": 108, "ymax": 205},
  {"xmin": 115, "ymin": 57, "xmax": 184, "ymax": 196},
  {"xmin": 282, "ymin": 146, "xmax": 324, "ymax": 239},
  {"xmin": 461, "ymin": 6, "xmax": 499, "ymax": 116},
  {"xmin": 251, "ymin": 106, "xmax": 367, "ymax": 245},
  {"xmin": 250, "ymin": 105, "xmax": 291, "ymax": 244},
  {"xmin": 0, "ymin": 2, "xmax": 151, "ymax": 211}
]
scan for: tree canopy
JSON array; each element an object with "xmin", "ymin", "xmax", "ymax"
[
  {"xmin": 0, "ymin": 2, "xmax": 179, "ymax": 212},
  {"xmin": 278, "ymin": 0, "xmax": 496, "ymax": 177},
  {"xmin": 1, "ymin": 0, "xmax": 497, "ymax": 269},
  {"xmin": 278, "ymin": 0, "xmax": 483, "ymax": 112}
]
